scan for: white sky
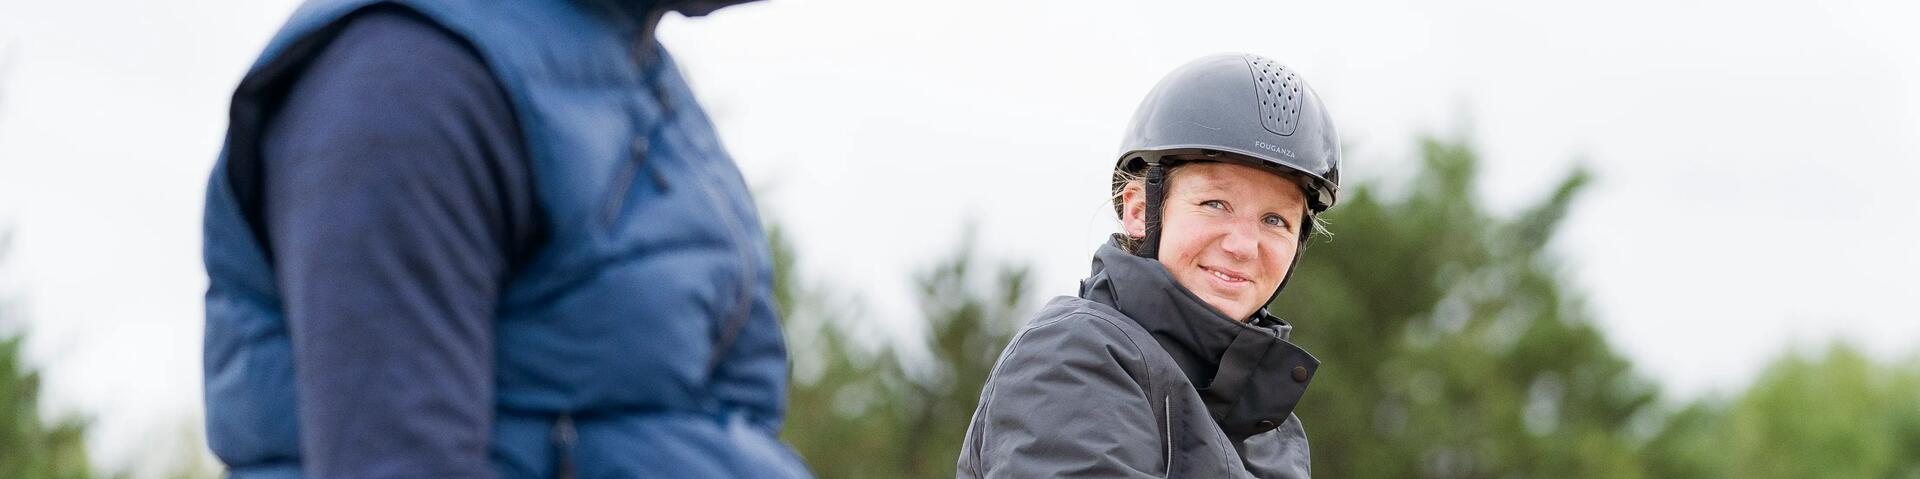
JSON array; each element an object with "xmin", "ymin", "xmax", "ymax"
[{"xmin": 1, "ymin": 0, "xmax": 1916, "ymax": 473}]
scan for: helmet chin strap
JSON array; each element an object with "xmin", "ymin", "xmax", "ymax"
[
  {"xmin": 1257, "ymin": 228, "xmax": 1312, "ymax": 319},
  {"xmin": 1135, "ymin": 161, "xmax": 1169, "ymax": 259}
]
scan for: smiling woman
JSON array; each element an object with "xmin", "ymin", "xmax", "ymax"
[
  {"xmin": 957, "ymin": 53, "xmax": 1342, "ymax": 478},
  {"xmin": 1120, "ymin": 162, "xmax": 1311, "ymax": 321}
]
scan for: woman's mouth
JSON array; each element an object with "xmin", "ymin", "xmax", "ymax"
[{"xmin": 1201, "ymin": 265, "xmax": 1250, "ymax": 285}]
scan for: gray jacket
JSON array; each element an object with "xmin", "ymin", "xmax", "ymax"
[{"xmin": 958, "ymin": 238, "xmax": 1320, "ymax": 478}]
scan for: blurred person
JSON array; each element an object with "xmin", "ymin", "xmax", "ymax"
[
  {"xmin": 957, "ymin": 54, "xmax": 1342, "ymax": 478},
  {"xmin": 199, "ymin": 0, "xmax": 808, "ymax": 477}
]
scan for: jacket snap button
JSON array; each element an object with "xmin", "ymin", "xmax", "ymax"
[
  {"xmin": 1257, "ymin": 419, "xmax": 1277, "ymax": 430},
  {"xmin": 1292, "ymin": 366, "xmax": 1310, "ymax": 382}
]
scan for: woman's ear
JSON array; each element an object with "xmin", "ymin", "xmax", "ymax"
[{"xmin": 1121, "ymin": 181, "xmax": 1148, "ymax": 239}]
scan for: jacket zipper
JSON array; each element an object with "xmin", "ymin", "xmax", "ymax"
[{"xmin": 1165, "ymin": 395, "xmax": 1175, "ymax": 476}]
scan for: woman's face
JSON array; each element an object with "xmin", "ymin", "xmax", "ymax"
[{"xmin": 1122, "ymin": 162, "xmax": 1308, "ymax": 321}]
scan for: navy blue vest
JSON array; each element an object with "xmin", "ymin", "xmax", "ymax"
[{"xmin": 201, "ymin": 0, "xmax": 805, "ymax": 476}]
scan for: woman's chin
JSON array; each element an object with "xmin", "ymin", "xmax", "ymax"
[
  {"xmin": 1175, "ymin": 271, "xmax": 1264, "ymax": 319},
  {"xmin": 1195, "ymin": 295, "xmax": 1250, "ymax": 321}
]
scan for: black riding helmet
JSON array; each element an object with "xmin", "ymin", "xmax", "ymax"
[{"xmin": 1112, "ymin": 53, "xmax": 1343, "ymax": 303}]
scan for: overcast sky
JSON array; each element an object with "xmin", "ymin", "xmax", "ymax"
[{"xmin": 2, "ymin": 0, "xmax": 1916, "ymax": 472}]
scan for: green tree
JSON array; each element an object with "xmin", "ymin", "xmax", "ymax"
[
  {"xmin": 890, "ymin": 230, "xmax": 1030, "ymax": 476},
  {"xmin": 0, "ymin": 230, "xmax": 102, "ymax": 478},
  {"xmin": 773, "ymin": 224, "xmax": 897, "ymax": 477},
  {"xmin": 775, "ymin": 226, "xmax": 1031, "ymax": 478},
  {"xmin": 1643, "ymin": 343, "xmax": 1920, "ymax": 479},
  {"xmin": 1275, "ymin": 137, "xmax": 1657, "ymax": 478}
]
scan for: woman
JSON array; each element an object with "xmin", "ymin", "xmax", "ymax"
[{"xmin": 957, "ymin": 54, "xmax": 1342, "ymax": 478}]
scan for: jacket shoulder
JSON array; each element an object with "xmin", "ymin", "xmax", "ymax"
[
  {"xmin": 959, "ymin": 297, "xmax": 1172, "ymax": 478},
  {"xmin": 1023, "ymin": 296, "xmax": 1149, "ymax": 337},
  {"xmin": 978, "ymin": 296, "xmax": 1168, "ymax": 419},
  {"xmin": 1010, "ymin": 297, "xmax": 1155, "ymax": 369}
]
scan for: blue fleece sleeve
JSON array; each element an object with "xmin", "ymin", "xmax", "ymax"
[{"xmin": 257, "ymin": 6, "xmax": 539, "ymax": 478}]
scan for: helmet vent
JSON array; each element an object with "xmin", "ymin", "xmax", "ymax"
[{"xmin": 1247, "ymin": 55, "xmax": 1303, "ymax": 136}]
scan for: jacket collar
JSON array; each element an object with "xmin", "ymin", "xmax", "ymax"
[{"xmin": 1080, "ymin": 235, "xmax": 1320, "ymax": 441}]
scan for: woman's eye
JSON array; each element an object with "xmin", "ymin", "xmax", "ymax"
[
  {"xmin": 1201, "ymin": 200, "xmax": 1226, "ymax": 210},
  {"xmin": 1263, "ymin": 214, "xmax": 1288, "ymax": 229}
]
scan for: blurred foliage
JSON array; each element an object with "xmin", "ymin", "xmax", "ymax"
[
  {"xmin": 1643, "ymin": 343, "xmax": 1920, "ymax": 479},
  {"xmin": 0, "ymin": 230, "xmax": 104, "ymax": 478},
  {"xmin": 773, "ymin": 135, "xmax": 1920, "ymax": 478},
  {"xmin": 774, "ymin": 225, "xmax": 1031, "ymax": 478},
  {"xmin": 1275, "ymin": 137, "xmax": 1657, "ymax": 478}
]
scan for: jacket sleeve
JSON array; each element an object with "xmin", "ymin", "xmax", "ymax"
[{"xmin": 961, "ymin": 314, "xmax": 1165, "ymax": 478}]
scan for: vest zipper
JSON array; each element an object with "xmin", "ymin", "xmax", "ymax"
[
  {"xmin": 550, "ymin": 413, "xmax": 577, "ymax": 479},
  {"xmin": 632, "ymin": 7, "xmax": 675, "ymax": 118},
  {"xmin": 601, "ymin": 4, "xmax": 677, "ymax": 230},
  {"xmin": 623, "ymin": 0, "xmax": 754, "ymax": 380},
  {"xmin": 685, "ymin": 150, "xmax": 757, "ymax": 376},
  {"xmin": 601, "ymin": 136, "xmax": 647, "ymax": 228}
]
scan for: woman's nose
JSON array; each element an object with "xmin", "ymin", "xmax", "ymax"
[{"xmin": 1218, "ymin": 221, "xmax": 1260, "ymax": 259}]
